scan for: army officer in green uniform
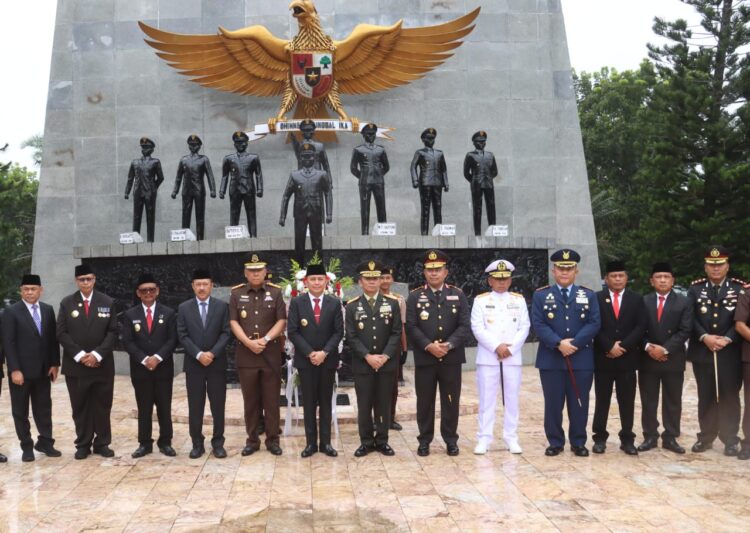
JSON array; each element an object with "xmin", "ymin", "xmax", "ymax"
[{"xmin": 345, "ymin": 260, "xmax": 402, "ymax": 457}]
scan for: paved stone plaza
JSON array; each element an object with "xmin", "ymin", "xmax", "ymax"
[{"xmin": 0, "ymin": 367, "xmax": 747, "ymax": 532}]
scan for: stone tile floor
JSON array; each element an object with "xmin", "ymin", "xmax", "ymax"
[{"xmin": 0, "ymin": 366, "xmax": 747, "ymax": 532}]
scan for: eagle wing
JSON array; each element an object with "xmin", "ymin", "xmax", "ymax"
[
  {"xmin": 333, "ymin": 8, "xmax": 480, "ymax": 95},
  {"xmin": 139, "ymin": 21, "xmax": 290, "ymax": 97}
]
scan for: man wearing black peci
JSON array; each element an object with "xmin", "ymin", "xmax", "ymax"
[
  {"xmin": 592, "ymin": 261, "xmax": 646, "ymax": 455},
  {"xmin": 287, "ymin": 264, "xmax": 344, "ymax": 458}
]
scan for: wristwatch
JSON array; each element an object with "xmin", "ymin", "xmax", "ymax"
[
  {"xmin": 446, "ymin": 342, "xmax": 454, "ymax": 351},
  {"xmin": 263, "ymin": 335, "xmax": 272, "ymax": 343}
]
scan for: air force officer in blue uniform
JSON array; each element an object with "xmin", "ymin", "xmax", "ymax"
[{"xmin": 532, "ymin": 249, "xmax": 601, "ymax": 457}]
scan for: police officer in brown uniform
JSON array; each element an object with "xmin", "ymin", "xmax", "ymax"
[
  {"xmin": 406, "ymin": 250, "xmax": 471, "ymax": 456},
  {"xmin": 229, "ymin": 254, "xmax": 287, "ymax": 456}
]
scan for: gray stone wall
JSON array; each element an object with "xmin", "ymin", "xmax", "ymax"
[{"xmin": 34, "ymin": 0, "xmax": 600, "ymax": 304}]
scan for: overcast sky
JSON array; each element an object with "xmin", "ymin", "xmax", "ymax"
[{"xmin": 0, "ymin": 0, "xmax": 701, "ymax": 170}]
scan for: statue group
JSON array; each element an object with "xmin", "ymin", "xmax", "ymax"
[{"xmin": 124, "ymin": 122, "xmax": 500, "ymax": 260}]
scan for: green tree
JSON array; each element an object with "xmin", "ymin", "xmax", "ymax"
[{"xmin": 21, "ymin": 134, "xmax": 43, "ymax": 167}]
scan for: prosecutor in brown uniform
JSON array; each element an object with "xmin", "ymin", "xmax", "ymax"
[
  {"xmin": 56, "ymin": 264, "xmax": 118, "ymax": 459},
  {"xmin": 229, "ymin": 254, "xmax": 287, "ymax": 456},
  {"xmin": 406, "ymin": 250, "xmax": 471, "ymax": 456}
]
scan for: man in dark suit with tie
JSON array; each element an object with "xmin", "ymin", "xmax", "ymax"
[
  {"xmin": 687, "ymin": 246, "xmax": 745, "ymax": 456},
  {"xmin": 121, "ymin": 273, "xmax": 178, "ymax": 458},
  {"xmin": 406, "ymin": 250, "xmax": 471, "ymax": 457},
  {"xmin": 57, "ymin": 264, "xmax": 118, "ymax": 459},
  {"xmin": 287, "ymin": 263, "xmax": 344, "ymax": 458},
  {"xmin": 532, "ymin": 249, "xmax": 601, "ymax": 457},
  {"xmin": 177, "ymin": 269, "xmax": 231, "ymax": 459},
  {"xmin": 592, "ymin": 261, "xmax": 646, "ymax": 455},
  {"xmin": 2, "ymin": 275, "xmax": 61, "ymax": 462},
  {"xmin": 637, "ymin": 262, "xmax": 692, "ymax": 454}
]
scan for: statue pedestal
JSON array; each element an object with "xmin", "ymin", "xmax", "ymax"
[
  {"xmin": 485, "ymin": 225, "xmax": 509, "ymax": 237},
  {"xmin": 431, "ymin": 224, "xmax": 456, "ymax": 236},
  {"xmin": 119, "ymin": 232, "xmax": 143, "ymax": 244},
  {"xmin": 170, "ymin": 228, "xmax": 196, "ymax": 241},
  {"xmin": 225, "ymin": 225, "xmax": 250, "ymax": 239},
  {"xmin": 373, "ymin": 222, "xmax": 397, "ymax": 236}
]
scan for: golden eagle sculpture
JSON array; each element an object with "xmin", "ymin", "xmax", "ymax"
[{"xmin": 139, "ymin": 0, "xmax": 480, "ymax": 128}]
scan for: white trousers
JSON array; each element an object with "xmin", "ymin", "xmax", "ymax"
[{"xmin": 476, "ymin": 364, "xmax": 521, "ymax": 444}]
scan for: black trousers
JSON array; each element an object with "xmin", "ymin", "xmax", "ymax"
[
  {"xmin": 592, "ymin": 369, "xmax": 636, "ymax": 444},
  {"xmin": 132, "ymin": 376, "xmax": 173, "ymax": 447},
  {"xmin": 418, "ymin": 185, "xmax": 443, "ymax": 235},
  {"xmin": 639, "ymin": 370, "xmax": 684, "ymax": 441},
  {"xmin": 65, "ymin": 374, "xmax": 114, "ymax": 451},
  {"xmin": 181, "ymin": 194, "xmax": 206, "ymax": 240},
  {"xmin": 229, "ymin": 193, "xmax": 257, "ymax": 236},
  {"xmin": 133, "ymin": 194, "xmax": 157, "ymax": 242},
  {"xmin": 293, "ymin": 213, "xmax": 323, "ymax": 264},
  {"xmin": 186, "ymin": 363, "xmax": 226, "ymax": 448},
  {"xmin": 415, "ymin": 363, "xmax": 461, "ymax": 446},
  {"xmin": 471, "ymin": 186, "xmax": 496, "ymax": 236},
  {"xmin": 359, "ymin": 183, "xmax": 386, "ymax": 235},
  {"xmin": 354, "ymin": 370, "xmax": 395, "ymax": 447},
  {"xmin": 299, "ymin": 366, "xmax": 336, "ymax": 447},
  {"xmin": 693, "ymin": 358, "xmax": 742, "ymax": 446},
  {"xmin": 741, "ymin": 363, "xmax": 750, "ymax": 446},
  {"xmin": 10, "ymin": 376, "xmax": 54, "ymax": 449}
]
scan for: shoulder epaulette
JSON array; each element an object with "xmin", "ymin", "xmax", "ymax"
[
  {"xmin": 536, "ymin": 285, "xmax": 550, "ymax": 291},
  {"xmin": 346, "ymin": 296, "xmax": 360, "ymax": 305},
  {"xmin": 410, "ymin": 286, "xmax": 424, "ymax": 293},
  {"xmin": 510, "ymin": 291, "xmax": 524, "ymax": 298},
  {"xmin": 475, "ymin": 292, "xmax": 491, "ymax": 299},
  {"xmin": 383, "ymin": 293, "xmax": 400, "ymax": 300},
  {"xmin": 731, "ymin": 277, "xmax": 748, "ymax": 286},
  {"xmin": 231, "ymin": 283, "xmax": 246, "ymax": 290},
  {"xmin": 691, "ymin": 278, "xmax": 707, "ymax": 286},
  {"xmin": 266, "ymin": 282, "xmax": 281, "ymax": 289}
]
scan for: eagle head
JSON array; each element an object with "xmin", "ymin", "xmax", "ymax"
[{"xmin": 289, "ymin": 0, "xmax": 318, "ymax": 23}]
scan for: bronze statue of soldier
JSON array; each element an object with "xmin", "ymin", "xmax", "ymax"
[
  {"xmin": 350, "ymin": 123, "xmax": 390, "ymax": 235},
  {"xmin": 463, "ymin": 130, "xmax": 499, "ymax": 236},
  {"xmin": 171, "ymin": 134, "xmax": 216, "ymax": 240},
  {"xmin": 279, "ymin": 143, "xmax": 333, "ymax": 263},
  {"xmin": 220, "ymin": 131, "xmax": 263, "ymax": 237},
  {"xmin": 410, "ymin": 128, "xmax": 448, "ymax": 236},
  {"xmin": 124, "ymin": 137, "xmax": 164, "ymax": 242},
  {"xmin": 291, "ymin": 119, "xmax": 331, "ymax": 185}
]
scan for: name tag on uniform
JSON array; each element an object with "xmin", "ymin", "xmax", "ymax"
[
  {"xmin": 239, "ymin": 295, "xmax": 250, "ymax": 301},
  {"xmin": 447, "ymin": 295, "xmax": 459, "ymax": 301},
  {"xmin": 576, "ymin": 297, "xmax": 588, "ymax": 304}
]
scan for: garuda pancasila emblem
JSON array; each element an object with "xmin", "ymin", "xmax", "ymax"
[{"xmin": 139, "ymin": 0, "xmax": 479, "ymax": 132}]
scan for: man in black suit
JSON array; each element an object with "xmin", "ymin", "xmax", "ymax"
[
  {"xmin": 346, "ymin": 261, "xmax": 403, "ymax": 457},
  {"xmin": 592, "ymin": 261, "xmax": 647, "ymax": 455},
  {"xmin": 177, "ymin": 269, "xmax": 231, "ymax": 459},
  {"xmin": 121, "ymin": 273, "xmax": 178, "ymax": 458},
  {"xmin": 405, "ymin": 250, "xmax": 471, "ymax": 456},
  {"xmin": 57, "ymin": 264, "xmax": 118, "ymax": 459},
  {"xmin": 637, "ymin": 262, "xmax": 693, "ymax": 454},
  {"xmin": 2, "ymin": 275, "xmax": 61, "ymax": 462},
  {"xmin": 287, "ymin": 263, "xmax": 344, "ymax": 458}
]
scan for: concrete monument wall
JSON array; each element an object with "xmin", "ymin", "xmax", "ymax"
[{"xmin": 34, "ymin": 0, "xmax": 599, "ymax": 303}]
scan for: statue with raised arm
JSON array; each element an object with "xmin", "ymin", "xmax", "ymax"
[
  {"xmin": 124, "ymin": 137, "xmax": 164, "ymax": 242},
  {"xmin": 171, "ymin": 134, "xmax": 216, "ymax": 240},
  {"xmin": 463, "ymin": 130, "xmax": 499, "ymax": 236},
  {"xmin": 350, "ymin": 123, "xmax": 389, "ymax": 235},
  {"xmin": 219, "ymin": 131, "xmax": 263, "ymax": 237},
  {"xmin": 410, "ymin": 128, "xmax": 448, "ymax": 236}
]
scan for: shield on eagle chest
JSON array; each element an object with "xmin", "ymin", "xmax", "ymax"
[{"xmin": 291, "ymin": 51, "xmax": 334, "ymax": 99}]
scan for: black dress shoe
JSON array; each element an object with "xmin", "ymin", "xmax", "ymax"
[
  {"xmin": 0, "ymin": 453, "xmax": 6, "ymax": 463},
  {"xmin": 354, "ymin": 444, "xmax": 371, "ymax": 457},
  {"xmin": 446, "ymin": 444, "xmax": 459, "ymax": 456},
  {"xmin": 34, "ymin": 442, "xmax": 62, "ymax": 457},
  {"xmin": 21, "ymin": 448, "xmax": 35, "ymax": 462},
  {"xmin": 321, "ymin": 444, "xmax": 338, "ymax": 457},
  {"xmin": 212, "ymin": 446, "xmax": 227, "ymax": 459},
  {"xmin": 571, "ymin": 445, "xmax": 589, "ymax": 457},
  {"xmin": 74, "ymin": 448, "xmax": 91, "ymax": 460},
  {"xmin": 545, "ymin": 446, "xmax": 564, "ymax": 456},
  {"xmin": 189, "ymin": 446, "xmax": 205, "ymax": 459},
  {"xmin": 662, "ymin": 438, "xmax": 685, "ymax": 454},
  {"xmin": 390, "ymin": 421, "xmax": 403, "ymax": 431},
  {"xmin": 268, "ymin": 444, "xmax": 283, "ymax": 456},
  {"xmin": 131, "ymin": 445, "xmax": 152, "ymax": 458},
  {"xmin": 738, "ymin": 447, "xmax": 750, "ymax": 460},
  {"xmin": 620, "ymin": 442, "xmax": 638, "ymax": 455},
  {"xmin": 377, "ymin": 444, "xmax": 395, "ymax": 456},
  {"xmin": 637, "ymin": 438, "xmax": 658, "ymax": 452},
  {"xmin": 241, "ymin": 445, "xmax": 259, "ymax": 456},
  {"xmin": 724, "ymin": 443, "xmax": 740, "ymax": 457},
  {"xmin": 94, "ymin": 446, "xmax": 115, "ymax": 458},
  {"xmin": 691, "ymin": 440, "xmax": 713, "ymax": 453},
  {"xmin": 592, "ymin": 442, "xmax": 606, "ymax": 454},
  {"xmin": 301, "ymin": 444, "xmax": 318, "ymax": 458},
  {"xmin": 159, "ymin": 445, "xmax": 177, "ymax": 457},
  {"xmin": 417, "ymin": 444, "xmax": 430, "ymax": 457}
]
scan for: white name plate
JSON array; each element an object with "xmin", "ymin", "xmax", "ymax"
[
  {"xmin": 225, "ymin": 225, "xmax": 250, "ymax": 239},
  {"xmin": 432, "ymin": 224, "xmax": 456, "ymax": 236},
  {"xmin": 171, "ymin": 228, "xmax": 196, "ymax": 242},
  {"xmin": 119, "ymin": 232, "xmax": 143, "ymax": 244},
  {"xmin": 373, "ymin": 222, "xmax": 397, "ymax": 236},
  {"xmin": 485, "ymin": 225, "xmax": 509, "ymax": 237}
]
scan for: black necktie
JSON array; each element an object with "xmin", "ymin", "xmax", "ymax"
[
  {"xmin": 434, "ymin": 290, "xmax": 442, "ymax": 301},
  {"xmin": 561, "ymin": 288, "xmax": 569, "ymax": 302}
]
